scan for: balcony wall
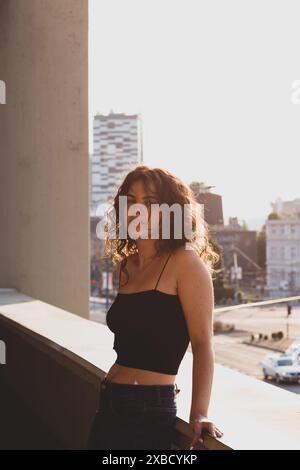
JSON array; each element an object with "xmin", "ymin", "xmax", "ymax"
[{"xmin": 1, "ymin": 289, "xmax": 300, "ymax": 450}]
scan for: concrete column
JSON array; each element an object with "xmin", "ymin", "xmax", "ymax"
[{"xmin": 0, "ymin": 0, "xmax": 89, "ymax": 317}]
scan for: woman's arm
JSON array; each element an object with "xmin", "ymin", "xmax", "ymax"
[
  {"xmin": 176, "ymin": 247, "xmax": 214, "ymax": 416},
  {"xmin": 176, "ymin": 247, "xmax": 223, "ymax": 446}
]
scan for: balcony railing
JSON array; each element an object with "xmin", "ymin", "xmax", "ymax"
[{"xmin": 1, "ymin": 289, "xmax": 300, "ymax": 450}]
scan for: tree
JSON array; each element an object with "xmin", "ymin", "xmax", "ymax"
[
  {"xmin": 268, "ymin": 212, "xmax": 280, "ymax": 220},
  {"xmin": 241, "ymin": 219, "xmax": 249, "ymax": 230}
]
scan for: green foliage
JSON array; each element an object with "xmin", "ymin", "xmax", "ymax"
[{"xmin": 268, "ymin": 212, "xmax": 280, "ymax": 220}]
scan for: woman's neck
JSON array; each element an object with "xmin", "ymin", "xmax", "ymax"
[{"xmin": 135, "ymin": 239, "xmax": 158, "ymax": 269}]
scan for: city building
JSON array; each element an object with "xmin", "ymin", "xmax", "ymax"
[
  {"xmin": 190, "ymin": 181, "xmax": 224, "ymax": 226},
  {"xmin": 190, "ymin": 181, "xmax": 258, "ymax": 289},
  {"xmin": 90, "ymin": 111, "xmax": 143, "ymax": 212},
  {"xmin": 210, "ymin": 218, "xmax": 259, "ymax": 289},
  {"xmin": 271, "ymin": 197, "xmax": 300, "ymax": 218},
  {"xmin": 266, "ymin": 217, "xmax": 300, "ymax": 294}
]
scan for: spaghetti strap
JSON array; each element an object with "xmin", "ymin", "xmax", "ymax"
[{"xmin": 154, "ymin": 252, "xmax": 172, "ymax": 290}]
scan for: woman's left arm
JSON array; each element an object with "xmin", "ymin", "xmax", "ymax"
[{"xmin": 176, "ymin": 248, "xmax": 223, "ymax": 447}]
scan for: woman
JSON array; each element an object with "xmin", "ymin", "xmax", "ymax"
[{"xmin": 87, "ymin": 165, "xmax": 223, "ymax": 450}]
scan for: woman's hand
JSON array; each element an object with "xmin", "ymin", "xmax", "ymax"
[{"xmin": 188, "ymin": 415, "xmax": 223, "ymax": 449}]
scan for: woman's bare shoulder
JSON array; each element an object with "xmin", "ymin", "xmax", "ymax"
[
  {"xmin": 172, "ymin": 245, "xmax": 210, "ymax": 276},
  {"xmin": 173, "ymin": 244, "xmax": 198, "ymax": 263}
]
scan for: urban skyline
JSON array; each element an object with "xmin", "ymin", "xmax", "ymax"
[{"xmin": 89, "ymin": 0, "xmax": 300, "ymax": 230}]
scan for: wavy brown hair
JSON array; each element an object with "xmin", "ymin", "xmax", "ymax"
[{"xmin": 103, "ymin": 165, "xmax": 220, "ymax": 284}]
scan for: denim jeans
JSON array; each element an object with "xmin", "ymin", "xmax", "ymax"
[{"xmin": 87, "ymin": 376, "xmax": 181, "ymax": 450}]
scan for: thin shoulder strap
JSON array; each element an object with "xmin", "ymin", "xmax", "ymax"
[{"xmin": 154, "ymin": 252, "xmax": 172, "ymax": 290}]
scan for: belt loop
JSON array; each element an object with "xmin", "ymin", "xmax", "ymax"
[{"xmin": 175, "ymin": 382, "xmax": 180, "ymax": 394}]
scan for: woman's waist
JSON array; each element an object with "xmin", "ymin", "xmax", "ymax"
[
  {"xmin": 106, "ymin": 362, "xmax": 177, "ymax": 386},
  {"xmin": 100, "ymin": 375, "xmax": 180, "ymax": 400}
]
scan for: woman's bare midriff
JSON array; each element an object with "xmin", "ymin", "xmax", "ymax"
[{"xmin": 105, "ymin": 363, "xmax": 177, "ymax": 385}]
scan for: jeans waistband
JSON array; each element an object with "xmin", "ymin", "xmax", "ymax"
[{"xmin": 100, "ymin": 375, "xmax": 180, "ymax": 396}]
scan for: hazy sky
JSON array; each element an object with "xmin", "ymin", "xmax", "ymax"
[{"xmin": 89, "ymin": 0, "xmax": 300, "ymax": 230}]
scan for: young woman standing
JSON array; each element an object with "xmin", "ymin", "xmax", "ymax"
[{"xmin": 87, "ymin": 165, "xmax": 223, "ymax": 450}]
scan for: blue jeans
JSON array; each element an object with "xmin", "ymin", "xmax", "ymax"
[{"xmin": 87, "ymin": 376, "xmax": 181, "ymax": 450}]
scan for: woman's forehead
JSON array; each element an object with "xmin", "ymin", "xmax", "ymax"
[{"xmin": 128, "ymin": 179, "xmax": 158, "ymax": 196}]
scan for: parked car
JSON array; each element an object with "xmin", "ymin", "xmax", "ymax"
[
  {"xmin": 286, "ymin": 343, "xmax": 300, "ymax": 361},
  {"xmin": 260, "ymin": 354, "xmax": 300, "ymax": 383}
]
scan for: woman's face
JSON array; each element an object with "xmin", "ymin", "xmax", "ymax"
[{"xmin": 123, "ymin": 179, "xmax": 161, "ymax": 239}]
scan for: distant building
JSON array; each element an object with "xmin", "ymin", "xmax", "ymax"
[
  {"xmin": 271, "ymin": 197, "xmax": 300, "ymax": 219},
  {"xmin": 90, "ymin": 111, "xmax": 143, "ymax": 212},
  {"xmin": 210, "ymin": 217, "xmax": 259, "ymax": 288},
  {"xmin": 190, "ymin": 181, "xmax": 224, "ymax": 226},
  {"xmin": 266, "ymin": 217, "xmax": 300, "ymax": 294}
]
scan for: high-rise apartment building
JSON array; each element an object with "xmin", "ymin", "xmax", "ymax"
[{"xmin": 90, "ymin": 111, "xmax": 143, "ymax": 212}]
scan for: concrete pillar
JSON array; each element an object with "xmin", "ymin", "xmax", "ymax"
[{"xmin": 0, "ymin": 0, "xmax": 89, "ymax": 317}]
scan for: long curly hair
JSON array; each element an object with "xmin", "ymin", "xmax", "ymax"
[{"xmin": 103, "ymin": 164, "xmax": 220, "ymax": 283}]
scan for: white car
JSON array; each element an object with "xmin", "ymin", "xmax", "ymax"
[
  {"xmin": 260, "ymin": 354, "xmax": 300, "ymax": 383},
  {"xmin": 286, "ymin": 343, "xmax": 300, "ymax": 361}
]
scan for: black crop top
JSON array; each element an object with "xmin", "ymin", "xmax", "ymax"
[{"xmin": 106, "ymin": 252, "xmax": 191, "ymax": 375}]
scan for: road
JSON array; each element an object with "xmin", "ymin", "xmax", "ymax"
[
  {"xmin": 211, "ymin": 332, "xmax": 300, "ymax": 395},
  {"xmin": 215, "ymin": 304, "xmax": 300, "ymax": 338}
]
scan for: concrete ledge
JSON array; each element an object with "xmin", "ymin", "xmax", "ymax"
[{"xmin": 1, "ymin": 290, "xmax": 300, "ymax": 449}]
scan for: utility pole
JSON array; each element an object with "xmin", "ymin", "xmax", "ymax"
[
  {"xmin": 286, "ymin": 302, "xmax": 292, "ymax": 339},
  {"xmin": 230, "ymin": 244, "xmax": 263, "ymax": 300},
  {"xmin": 231, "ymin": 251, "xmax": 241, "ymax": 304}
]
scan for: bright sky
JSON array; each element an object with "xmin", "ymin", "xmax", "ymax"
[{"xmin": 89, "ymin": 0, "xmax": 300, "ymax": 230}]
